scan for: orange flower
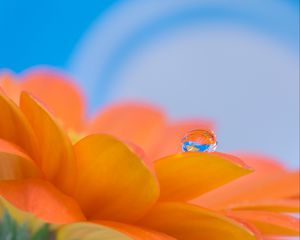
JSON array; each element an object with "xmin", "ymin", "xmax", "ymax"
[{"xmin": 0, "ymin": 67, "xmax": 299, "ymax": 239}]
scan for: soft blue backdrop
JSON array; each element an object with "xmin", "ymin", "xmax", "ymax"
[
  {"xmin": 0, "ymin": 0, "xmax": 299, "ymax": 167},
  {"xmin": 0, "ymin": 0, "xmax": 119, "ymax": 71},
  {"xmin": 0, "ymin": 0, "xmax": 298, "ymax": 71}
]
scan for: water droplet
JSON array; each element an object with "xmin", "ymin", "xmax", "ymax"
[{"xmin": 181, "ymin": 129, "xmax": 217, "ymax": 153}]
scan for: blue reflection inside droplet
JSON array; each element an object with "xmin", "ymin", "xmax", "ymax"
[{"xmin": 181, "ymin": 141, "xmax": 211, "ymax": 152}]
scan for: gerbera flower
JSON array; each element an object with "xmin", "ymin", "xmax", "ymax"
[{"xmin": 0, "ymin": 67, "xmax": 299, "ymax": 239}]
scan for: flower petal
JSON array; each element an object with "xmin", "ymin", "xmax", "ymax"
[
  {"xmin": 0, "ymin": 196, "xmax": 46, "ymax": 233},
  {"xmin": 262, "ymin": 238, "xmax": 292, "ymax": 240},
  {"xmin": 19, "ymin": 92, "xmax": 76, "ymax": 194},
  {"xmin": 236, "ymin": 154, "xmax": 287, "ymax": 174},
  {"xmin": 0, "ymin": 139, "xmax": 42, "ymax": 180},
  {"xmin": 139, "ymin": 202, "xmax": 257, "ymax": 240},
  {"xmin": 254, "ymin": 171, "xmax": 300, "ymax": 200},
  {"xmin": 0, "ymin": 89, "xmax": 38, "ymax": 160},
  {"xmin": 20, "ymin": 68, "xmax": 85, "ymax": 131},
  {"xmin": 56, "ymin": 222, "xmax": 132, "ymax": 240},
  {"xmin": 0, "ymin": 71, "xmax": 21, "ymax": 103},
  {"xmin": 154, "ymin": 152, "xmax": 252, "ymax": 201},
  {"xmin": 228, "ymin": 210, "xmax": 300, "ymax": 237},
  {"xmin": 73, "ymin": 134, "xmax": 159, "ymax": 222},
  {"xmin": 88, "ymin": 102, "xmax": 166, "ymax": 155},
  {"xmin": 229, "ymin": 199, "xmax": 300, "ymax": 213},
  {"xmin": 192, "ymin": 154, "xmax": 299, "ymax": 210},
  {"xmin": 151, "ymin": 119, "xmax": 214, "ymax": 159},
  {"xmin": 96, "ymin": 221, "xmax": 176, "ymax": 240},
  {"xmin": 232, "ymin": 154, "xmax": 299, "ymax": 200},
  {"xmin": 0, "ymin": 179, "xmax": 85, "ymax": 224}
]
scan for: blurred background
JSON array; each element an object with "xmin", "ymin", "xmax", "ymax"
[{"xmin": 0, "ymin": 0, "xmax": 299, "ymax": 167}]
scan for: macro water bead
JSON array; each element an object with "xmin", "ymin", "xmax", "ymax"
[{"xmin": 181, "ymin": 129, "xmax": 217, "ymax": 153}]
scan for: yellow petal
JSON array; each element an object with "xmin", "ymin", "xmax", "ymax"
[
  {"xmin": 154, "ymin": 152, "xmax": 252, "ymax": 201},
  {"xmin": 56, "ymin": 222, "xmax": 132, "ymax": 240},
  {"xmin": 139, "ymin": 202, "xmax": 257, "ymax": 240},
  {"xmin": 0, "ymin": 139, "xmax": 42, "ymax": 180},
  {"xmin": 228, "ymin": 210, "xmax": 300, "ymax": 237},
  {"xmin": 19, "ymin": 92, "xmax": 76, "ymax": 194},
  {"xmin": 0, "ymin": 89, "xmax": 38, "ymax": 161},
  {"xmin": 73, "ymin": 134, "xmax": 159, "ymax": 222}
]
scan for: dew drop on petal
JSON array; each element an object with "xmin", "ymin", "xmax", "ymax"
[{"xmin": 181, "ymin": 129, "xmax": 217, "ymax": 153}]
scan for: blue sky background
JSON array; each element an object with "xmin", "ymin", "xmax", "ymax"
[
  {"xmin": 0, "ymin": 0, "xmax": 299, "ymax": 167},
  {"xmin": 0, "ymin": 0, "xmax": 119, "ymax": 71},
  {"xmin": 0, "ymin": 0, "xmax": 298, "ymax": 71}
]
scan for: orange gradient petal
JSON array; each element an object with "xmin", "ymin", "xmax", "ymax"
[
  {"xmin": 0, "ymin": 90, "xmax": 38, "ymax": 160},
  {"xmin": 0, "ymin": 71, "xmax": 21, "ymax": 103},
  {"xmin": 0, "ymin": 179, "xmax": 85, "ymax": 224},
  {"xmin": 232, "ymin": 154, "xmax": 299, "ymax": 200},
  {"xmin": 192, "ymin": 154, "xmax": 299, "ymax": 210},
  {"xmin": 73, "ymin": 134, "xmax": 159, "ymax": 222},
  {"xmin": 139, "ymin": 202, "xmax": 257, "ymax": 240},
  {"xmin": 21, "ymin": 68, "xmax": 85, "ymax": 131},
  {"xmin": 88, "ymin": 102, "xmax": 166, "ymax": 155},
  {"xmin": 254, "ymin": 171, "xmax": 300, "ymax": 200},
  {"xmin": 235, "ymin": 154, "xmax": 287, "ymax": 174},
  {"xmin": 151, "ymin": 119, "xmax": 214, "ymax": 159},
  {"xmin": 20, "ymin": 92, "xmax": 76, "ymax": 195},
  {"xmin": 228, "ymin": 210, "xmax": 300, "ymax": 237},
  {"xmin": 0, "ymin": 139, "xmax": 42, "ymax": 180},
  {"xmin": 154, "ymin": 152, "xmax": 252, "ymax": 201},
  {"xmin": 96, "ymin": 221, "xmax": 176, "ymax": 240},
  {"xmin": 0, "ymin": 196, "xmax": 46, "ymax": 232},
  {"xmin": 195, "ymin": 171, "xmax": 300, "ymax": 210},
  {"xmin": 229, "ymin": 199, "xmax": 300, "ymax": 213}
]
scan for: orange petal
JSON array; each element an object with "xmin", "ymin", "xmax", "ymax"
[
  {"xmin": 73, "ymin": 134, "xmax": 159, "ymax": 222},
  {"xmin": 0, "ymin": 90, "xmax": 38, "ymax": 160},
  {"xmin": 0, "ymin": 196, "xmax": 46, "ymax": 232},
  {"xmin": 0, "ymin": 70, "xmax": 21, "ymax": 103},
  {"xmin": 96, "ymin": 221, "xmax": 176, "ymax": 240},
  {"xmin": 151, "ymin": 119, "xmax": 214, "ymax": 159},
  {"xmin": 192, "ymin": 154, "xmax": 299, "ymax": 210},
  {"xmin": 263, "ymin": 238, "xmax": 298, "ymax": 240},
  {"xmin": 139, "ymin": 202, "xmax": 258, "ymax": 240},
  {"xmin": 88, "ymin": 102, "xmax": 166, "ymax": 155},
  {"xmin": 56, "ymin": 222, "xmax": 131, "ymax": 240},
  {"xmin": 154, "ymin": 152, "xmax": 252, "ymax": 201},
  {"xmin": 228, "ymin": 210, "xmax": 300, "ymax": 237},
  {"xmin": 235, "ymin": 153, "xmax": 287, "ymax": 174},
  {"xmin": 20, "ymin": 68, "xmax": 85, "ymax": 131},
  {"xmin": 254, "ymin": 171, "xmax": 300, "ymax": 200},
  {"xmin": 0, "ymin": 179, "xmax": 85, "ymax": 224},
  {"xmin": 19, "ymin": 92, "xmax": 76, "ymax": 194},
  {"xmin": 262, "ymin": 238, "xmax": 289, "ymax": 240},
  {"xmin": 229, "ymin": 199, "xmax": 300, "ymax": 213},
  {"xmin": 232, "ymin": 154, "xmax": 299, "ymax": 200},
  {"xmin": 0, "ymin": 139, "xmax": 42, "ymax": 180}
]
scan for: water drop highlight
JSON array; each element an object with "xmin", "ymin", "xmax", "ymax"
[{"xmin": 181, "ymin": 129, "xmax": 217, "ymax": 153}]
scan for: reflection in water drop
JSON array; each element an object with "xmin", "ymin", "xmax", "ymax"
[{"xmin": 181, "ymin": 129, "xmax": 217, "ymax": 153}]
